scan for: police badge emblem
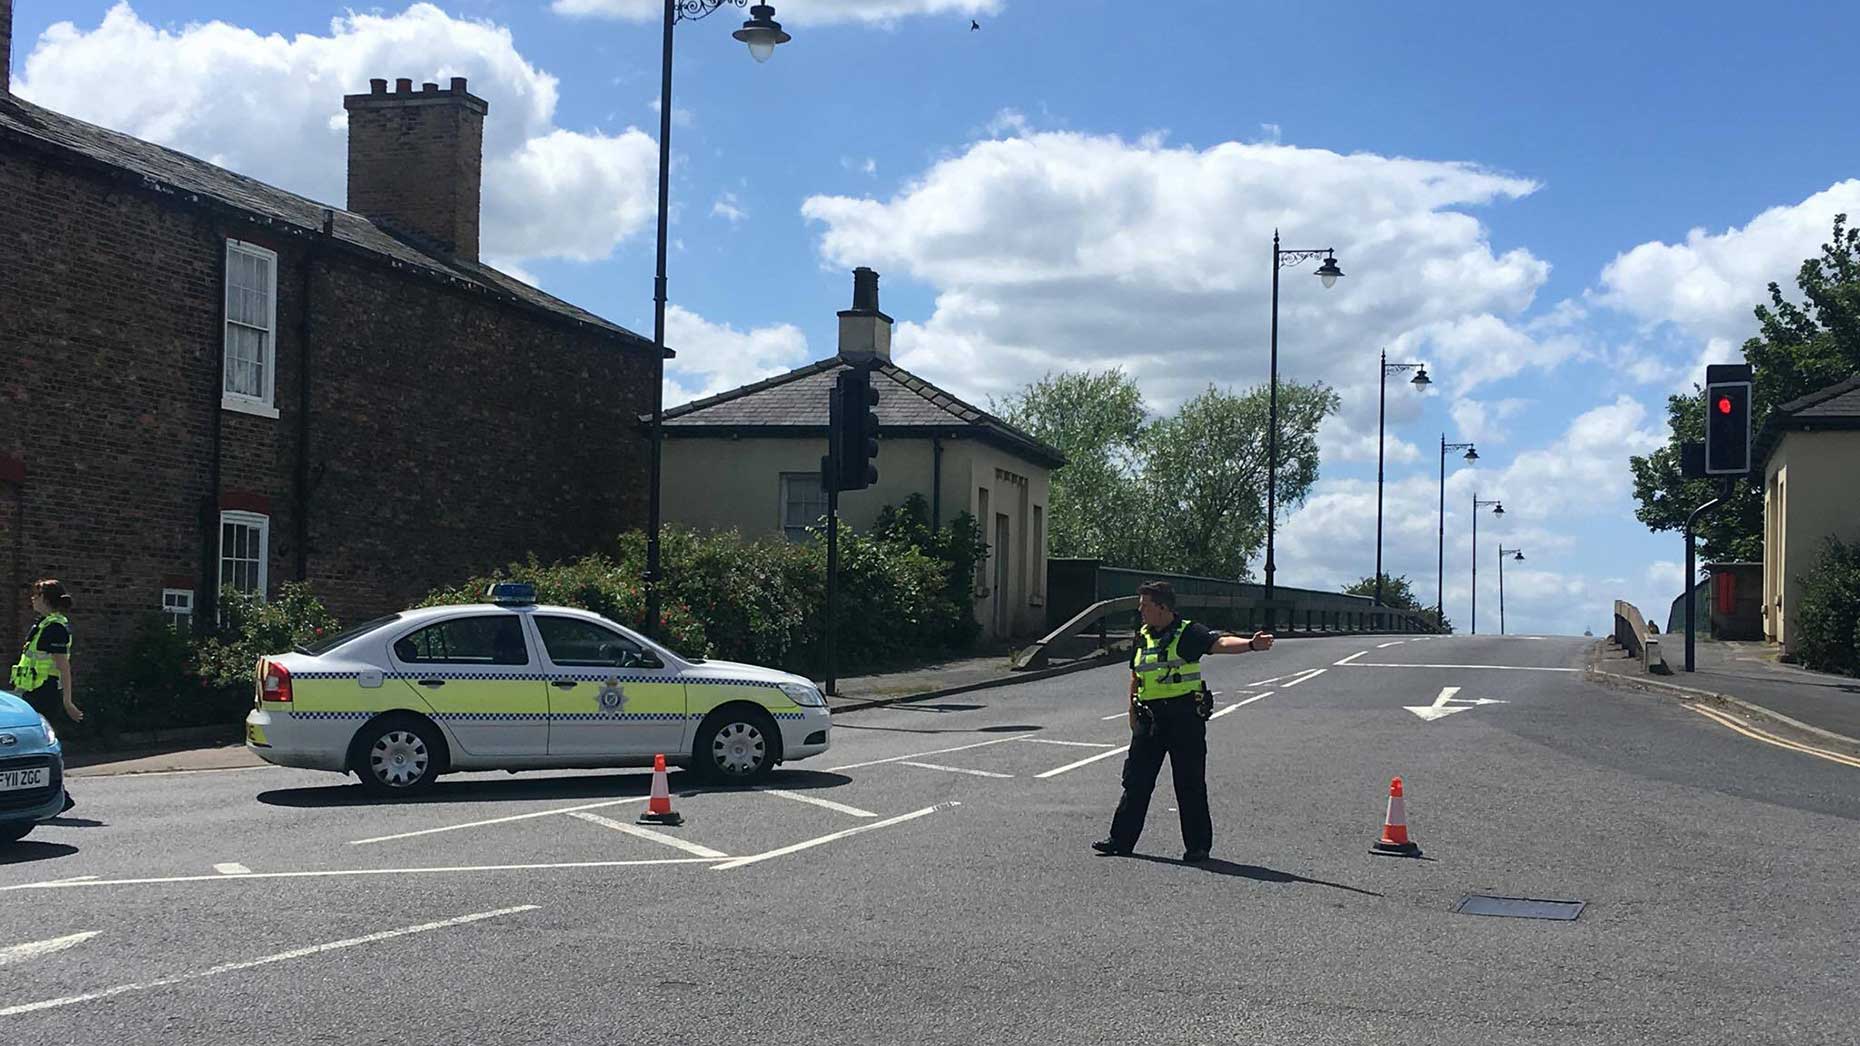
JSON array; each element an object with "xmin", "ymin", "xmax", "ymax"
[{"xmin": 596, "ymin": 677, "xmax": 627, "ymax": 713}]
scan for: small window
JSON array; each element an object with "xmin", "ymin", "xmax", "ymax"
[
  {"xmin": 781, "ymin": 472, "xmax": 828, "ymax": 541},
  {"xmin": 301, "ymin": 614, "xmax": 403, "ymax": 657},
  {"xmin": 393, "ymin": 615, "xmax": 530, "ymax": 666},
  {"xmin": 219, "ymin": 511, "xmax": 269, "ymax": 598},
  {"xmin": 223, "ymin": 240, "xmax": 278, "ymax": 412},
  {"xmin": 535, "ymin": 616, "xmax": 649, "ymax": 667},
  {"xmin": 161, "ymin": 589, "xmax": 194, "ymax": 632}
]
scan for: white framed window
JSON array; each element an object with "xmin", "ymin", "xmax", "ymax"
[
  {"xmin": 219, "ymin": 511, "xmax": 270, "ymax": 598},
  {"xmin": 161, "ymin": 588, "xmax": 194, "ymax": 631},
  {"xmin": 222, "ymin": 239, "xmax": 279, "ymax": 417},
  {"xmin": 781, "ymin": 473, "xmax": 828, "ymax": 541}
]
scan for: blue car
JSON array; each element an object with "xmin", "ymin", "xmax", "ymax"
[{"xmin": 0, "ymin": 690, "xmax": 66, "ymax": 843}]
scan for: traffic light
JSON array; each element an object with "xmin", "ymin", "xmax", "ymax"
[
  {"xmin": 1703, "ymin": 363, "xmax": 1752, "ymax": 476},
  {"xmin": 830, "ymin": 366, "xmax": 881, "ymax": 492}
]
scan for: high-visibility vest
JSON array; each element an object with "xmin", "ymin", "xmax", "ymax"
[
  {"xmin": 10, "ymin": 613, "xmax": 70, "ymax": 692},
  {"xmin": 1132, "ymin": 617, "xmax": 1201, "ymax": 701}
]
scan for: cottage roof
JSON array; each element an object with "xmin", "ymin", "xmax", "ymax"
[{"xmin": 1758, "ymin": 371, "xmax": 1860, "ymax": 466}]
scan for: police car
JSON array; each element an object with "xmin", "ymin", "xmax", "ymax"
[{"xmin": 244, "ymin": 584, "xmax": 830, "ymax": 796}]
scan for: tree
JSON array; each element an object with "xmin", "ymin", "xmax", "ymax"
[
  {"xmin": 994, "ymin": 368, "xmax": 1150, "ymax": 567},
  {"xmin": 1630, "ymin": 215, "xmax": 1860, "ymax": 560},
  {"xmin": 1343, "ymin": 573, "xmax": 1421, "ymax": 609}
]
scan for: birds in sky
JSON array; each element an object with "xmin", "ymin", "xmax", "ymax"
[{"xmin": 971, "ymin": 20, "xmax": 981, "ymax": 31}]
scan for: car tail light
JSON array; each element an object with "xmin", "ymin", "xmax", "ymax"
[{"xmin": 261, "ymin": 660, "xmax": 294, "ymax": 703}]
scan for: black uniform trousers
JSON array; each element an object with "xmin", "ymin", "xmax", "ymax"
[{"xmin": 1108, "ymin": 694, "xmax": 1211, "ymax": 853}]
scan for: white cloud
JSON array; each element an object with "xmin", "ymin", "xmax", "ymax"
[
  {"xmin": 1485, "ymin": 395, "xmax": 1666, "ymax": 522},
  {"xmin": 552, "ymin": 0, "xmax": 1002, "ymax": 24},
  {"xmin": 842, "ymin": 155, "xmax": 878, "ymax": 176},
  {"xmin": 648, "ymin": 95, "xmax": 694, "ymax": 128},
  {"xmin": 1449, "ymin": 397, "xmax": 1528, "ymax": 445},
  {"xmin": 662, "ymin": 305, "xmax": 811, "ymax": 406},
  {"xmin": 16, "ymin": 3, "xmax": 660, "ymax": 265},
  {"xmin": 711, "ymin": 191, "xmax": 748, "ymax": 224}
]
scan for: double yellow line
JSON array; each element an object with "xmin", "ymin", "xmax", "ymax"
[{"xmin": 1685, "ymin": 703, "xmax": 1860, "ymax": 769}]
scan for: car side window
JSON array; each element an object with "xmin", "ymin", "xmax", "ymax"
[
  {"xmin": 535, "ymin": 616, "xmax": 648, "ymax": 668},
  {"xmin": 393, "ymin": 616, "xmax": 531, "ymax": 666}
]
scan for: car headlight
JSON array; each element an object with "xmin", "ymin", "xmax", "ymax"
[
  {"xmin": 39, "ymin": 715, "xmax": 57, "ymax": 747},
  {"xmin": 778, "ymin": 681, "xmax": 826, "ymax": 707}
]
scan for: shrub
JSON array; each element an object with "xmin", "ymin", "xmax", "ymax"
[
  {"xmin": 193, "ymin": 583, "xmax": 341, "ymax": 690},
  {"xmin": 1794, "ymin": 537, "xmax": 1860, "ymax": 675},
  {"xmin": 74, "ymin": 612, "xmax": 206, "ymax": 738},
  {"xmin": 423, "ymin": 550, "xmax": 711, "ymax": 658}
]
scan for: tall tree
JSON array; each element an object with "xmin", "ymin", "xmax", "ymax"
[
  {"xmin": 993, "ymin": 369, "xmax": 1150, "ymax": 567},
  {"xmin": 1630, "ymin": 214, "xmax": 1860, "ymax": 560},
  {"xmin": 1343, "ymin": 573, "xmax": 1421, "ymax": 609}
]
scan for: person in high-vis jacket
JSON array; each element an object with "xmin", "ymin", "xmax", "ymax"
[
  {"xmin": 12, "ymin": 578, "xmax": 81, "ymax": 811},
  {"xmin": 1093, "ymin": 580, "xmax": 1271, "ymax": 862}
]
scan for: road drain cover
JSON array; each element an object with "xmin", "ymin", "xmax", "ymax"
[{"xmin": 1454, "ymin": 895, "xmax": 1585, "ymax": 921}]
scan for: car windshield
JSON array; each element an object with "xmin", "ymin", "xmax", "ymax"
[{"xmin": 296, "ymin": 614, "xmax": 402, "ymax": 657}]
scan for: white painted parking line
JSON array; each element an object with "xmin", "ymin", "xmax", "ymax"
[
  {"xmin": 1377, "ymin": 640, "xmax": 1406, "ymax": 649},
  {"xmin": 1014, "ymin": 738, "xmax": 1119, "ymax": 748},
  {"xmin": 0, "ymin": 932, "xmax": 99, "ymax": 967},
  {"xmin": 1340, "ymin": 662, "xmax": 1580, "ymax": 672},
  {"xmin": 0, "ymin": 906, "xmax": 536, "ymax": 1017},
  {"xmin": 1247, "ymin": 673, "xmax": 1297, "ymax": 687},
  {"xmin": 900, "ymin": 761, "xmax": 1014, "ymax": 779},
  {"xmin": 1334, "ymin": 651, "xmax": 1369, "ymax": 666},
  {"xmin": 348, "ymin": 796, "xmax": 651, "ymax": 845},
  {"xmin": 1101, "ymin": 711, "xmax": 1129, "ymax": 720},
  {"xmin": 567, "ymin": 811, "xmax": 730, "ymax": 859},
  {"xmin": 1034, "ymin": 746, "xmax": 1130, "ymax": 779},
  {"xmin": 828, "ymin": 734, "xmax": 1034, "ymax": 772},
  {"xmin": 757, "ymin": 788, "xmax": 877, "ymax": 818},
  {"xmin": 712, "ymin": 803, "xmax": 957, "ymax": 871},
  {"xmin": 1279, "ymin": 668, "xmax": 1326, "ymax": 688},
  {"xmin": 3, "ymin": 858, "xmax": 716, "ymax": 892},
  {"xmin": 1210, "ymin": 692, "xmax": 1275, "ymax": 719},
  {"xmin": 213, "ymin": 863, "xmax": 252, "ymax": 876}
]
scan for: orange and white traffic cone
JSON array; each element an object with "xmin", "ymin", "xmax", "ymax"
[
  {"xmin": 637, "ymin": 753, "xmax": 685, "ymax": 827},
  {"xmin": 1369, "ymin": 776, "xmax": 1421, "ymax": 857}
]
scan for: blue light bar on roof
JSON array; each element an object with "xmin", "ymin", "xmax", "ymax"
[{"xmin": 487, "ymin": 582, "xmax": 536, "ymax": 606}]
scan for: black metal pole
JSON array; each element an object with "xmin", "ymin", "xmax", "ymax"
[
  {"xmin": 1684, "ymin": 480, "xmax": 1727, "ymax": 672},
  {"xmin": 1470, "ymin": 494, "xmax": 1478, "ymax": 635},
  {"xmin": 1437, "ymin": 436, "xmax": 1446, "ymax": 626},
  {"xmin": 1498, "ymin": 544, "xmax": 1505, "ymax": 635},
  {"xmin": 1375, "ymin": 348, "xmax": 1386, "ymax": 607},
  {"xmin": 825, "ymin": 483, "xmax": 839, "ymax": 695},
  {"xmin": 1265, "ymin": 232, "xmax": 1280, "ymax": 602},
  {"xmin": 644, "ymin": 0, "xmax": 676, "ymax": 641}
]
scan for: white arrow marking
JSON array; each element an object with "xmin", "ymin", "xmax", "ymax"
[
  {"xmin": 1404, "ymin": 687, "xmax": 1508, "ymax": 720},
  {"xmin": 0, "ymin": 931, "xmax": 100, "ymax": 967},
  {"xmin": 1405, "ymin": 705, "xmax": 1472, "ymax": 721}
]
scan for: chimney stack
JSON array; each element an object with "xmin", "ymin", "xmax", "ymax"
[
  {"xmin": 837, "ymin": 267, "xmax": 893, "ymax": 363},
  {"xmin": 342, "ymin": 76, "xmax": 489, "ymax": 261},
  {"xmin": 2, "ymin": 0, "xmax": 14, "ymax": 96}
]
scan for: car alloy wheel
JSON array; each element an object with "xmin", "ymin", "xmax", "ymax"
[
  {"xmin": 370, "ymin": 729, "xmax": 431, "ymax": 789},
  {"xmin": 710, "ymin": 720, "xmax": 767, "ymax": 777}
]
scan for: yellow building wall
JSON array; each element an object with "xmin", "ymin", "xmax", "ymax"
[{"xmin": 1763, "ymin": 430, "xmax": 1860, "ymax": 653}]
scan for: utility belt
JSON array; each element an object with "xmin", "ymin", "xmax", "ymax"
[{"xmin": 1133, "ymin": 684, "xmax": 1214, "ymax": 723}]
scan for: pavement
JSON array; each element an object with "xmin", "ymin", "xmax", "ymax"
[
  {"xmin": 1588, "ymin": 636, "xmax": 1860, "ymax": 747},
  {"xmin": 5, "ymin": 632, "xmax": 1860, "ymax": 1044}
]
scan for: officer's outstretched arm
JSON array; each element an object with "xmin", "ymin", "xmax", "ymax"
[{"xmin": 1209, "ymin": 631, "xmax": 1274, "ymax": 654}]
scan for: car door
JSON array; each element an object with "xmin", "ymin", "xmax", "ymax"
[
  {"xmin": 389, "ymin": 612, "xmax": 546, "ymax": 758},
  {"xmin": 532, "ymin": 614, "xmax": 687, "ymax": 759}
]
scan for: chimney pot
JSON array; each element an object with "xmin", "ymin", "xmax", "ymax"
[
  {"xmin": 369, "ymin": 77, "xmax": 387, "ymax": 94},
  {"xmin": 450, "ymin": 76, "xmax": 468, "ymax": 93},
  {"xmin": 837, "ymin": 266, "xmax": 894, "ymax": 363},
  {"xmin": 344, "ymin": 76, "xmax": 490, "ymax": 261},
  {"xmin": 851, "ymin": 266, "xmax": 880, "ymax": 312},
  {"xmin": 421, "ymin": 81, "xmax": 439, "ymax": 93},
  {"xmin": 395, "ymin": 77, "xmax": 413, "ymax": 92}
]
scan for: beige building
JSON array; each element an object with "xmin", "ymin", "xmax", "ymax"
[
  {"xmin": 657, "ymin": 269, "xmax": 1066, "ymax": 641},
  {"xmin": 1760, "ymin": 372, "xmax": 1860, "ymax": 653}
]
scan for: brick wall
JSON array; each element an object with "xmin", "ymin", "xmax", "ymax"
[{"xmin": 0, "ymin": 145, "xmax": 654, "ymax": 678}]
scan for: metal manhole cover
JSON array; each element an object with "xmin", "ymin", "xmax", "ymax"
[{"xmin": 1454, "ymin": 895, "xmax": 1585, "ymax": 921}]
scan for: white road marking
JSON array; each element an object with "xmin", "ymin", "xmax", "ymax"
[
  {"xmin": 1342, "ymin": 662, "xmax": 1579, "ymax": 672},
  {"xmin": 1101, "ymin": 711, "xmax": 1129, "ymax": 721},
  {"xmin": 0, "ymin": 906, "xmax": 536, "ymax": 1017},
  {"xmin": 1034, "ymin": 746, "xmax": 1131, "ymax": 779},
  {"xmin": 1334, "ymin": 651, "xmax": 1369, "ymax": 666},
  {"xmin": 213, "ymin": 863, "xmax": 251, "ymax": 876},
  {"xmin": 1014, "ymin": 738, "xmax": 1119, "ymax": 748},
  {"xmin": 712, "ymin": 802, "xmax": 958, "ymax": 871},
  {"xmin": 757, "ymin": 788, "xmax": 877, "ymax": 818},
  {"xmin": 348, "ymin": 796, "xmax": 651, "ymax": 845},
  {"xmin": 22, "ymin": 876, "xmax": 98, "ymax": 887},
  {"xmin": 1279, "ymin": 668, "xmax": 1326, "ymax": 688},
  {"xmin": 1377, "ymin": 641, "xmax": 1406, "ymax": 649},
  {"xmin": 828, "ymin": 734, "xmax": 1034, "ymax": 772},
  {"xmin": 0, "ymin": 932, "xmax": 100, "ymax": 967},
  {"xmin": 3, "ymin": 858, "xmax": 716, "ymax": 892},
  {"xmin": 1247, "ymin": 673, "xmax": 1297, "ymax": 687},
  {"xmin": 900, "ymin": 761, "xmax": 1014, "ymax": 779},
  {"xmin": 567, "ymin": 811, "xmax": 729, "ymax": 858},
  {"xmin": 1210, "ymin": 692, "xmax": 1276, "ymax": 719},
  {"xmin": 1404, "ymin": 686, "xmax": 1509, "ymax": 721}
]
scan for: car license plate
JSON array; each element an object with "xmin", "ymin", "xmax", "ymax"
[{"xmin": 0, "ymin": 767, "xmax": 48, "ymax": 792}]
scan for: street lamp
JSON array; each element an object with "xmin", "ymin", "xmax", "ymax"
[
  {"xmin": 1497, "ymin": 546, "xmax": 1524, "ymax": 635},
  {"xmin": 1470, "ymin": 494, "xmax": 1504, "ymax": 634},
  {"xmin": 1266, "ymin": 231, "xmax": 1344, "ymax": 609},
  {"xmin": 644, "ymin": 0, "xmax": 791, "ymax": 640},
  {"xmin": 1375, "ymin": 348, "xmax": 1430, "ymax": 606},
  {"xmin": 1437, "ymin": 437, "xmax": 1477, "ymax": 625}
]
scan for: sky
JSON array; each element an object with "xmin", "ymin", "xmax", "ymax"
[{"xmin": 10, "ymin": 0, "xmax": 1860, "ymax": 636}]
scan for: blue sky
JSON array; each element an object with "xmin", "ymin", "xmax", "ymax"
[{"xmin": 11, "ymin": 1, "xmax": 1860, "ymax": 635}]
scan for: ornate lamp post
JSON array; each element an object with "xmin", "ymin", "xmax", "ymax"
[
  {"xmin": 1375, "ymin": 349, "xmax": 1430, "ymax": 606},
  {"xmin": 1470, "ymin": 494, "xmax": 1504, "ymax": 634},
  {"xmin": 1437, "ymin": 437, "xmax": 1477, "ymax": 625},
  {"xmin": 1265, "ymin": 231, "xmax": 1344, "ymax": 607},
  {"xmin": 644, "ymin": 1, "xmax": 792, "ymax": 639},
  {"xmin": 1497, "ymin": 547, "xmax": 1524, "ymax": 635}
]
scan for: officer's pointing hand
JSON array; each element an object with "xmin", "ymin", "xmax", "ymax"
[{"xmin": 1249, "ymin": 631, "xmax": 1274, "ymax": 652}]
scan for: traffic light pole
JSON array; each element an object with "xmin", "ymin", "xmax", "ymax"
[
  {"xmin": 1683, "ymin": 478, "xmax": 1730, "ymax": 673},
  {"xmin": 825, "ymin": 481, "xmax": 839, "ymax": 696}
]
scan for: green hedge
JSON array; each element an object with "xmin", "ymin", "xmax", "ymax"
[{"xmin": 1794, "ymin": 537, "xmax": 1860, "ymax": 675}]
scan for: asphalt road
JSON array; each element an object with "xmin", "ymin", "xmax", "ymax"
[{"xmin": 3, "ymin": 634, "xmax": 1858, "ymax": 1045}]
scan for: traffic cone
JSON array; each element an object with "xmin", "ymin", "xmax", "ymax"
[
  {"xmin": 1369, "ymin": 776, "xmax": 1421, "ymax": 857},
  {"xmin": 638, "ymin": 753, "xmax": 684, "ymax": 827}
]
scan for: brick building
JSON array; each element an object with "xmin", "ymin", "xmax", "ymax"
[{"xmin": 0, "ymin": 5, "xmax": 661, "ymax": 673}]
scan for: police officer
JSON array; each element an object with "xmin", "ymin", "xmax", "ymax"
[
  {"xmin": 12, "ymin": 579, "xmax": 82, "ymax": 812},
  {"xmin": 1092, "ymin": 580, "xmax": 1271, "ymax": 862}
]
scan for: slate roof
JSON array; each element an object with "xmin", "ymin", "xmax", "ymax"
[
  {"xmin": 1758, "ymin": 371, "xmax": 1860, "ymax": 466},
  {"xmin": 657, "ymin": 357, "xmax": 1067, "ymax": 469},
  {"xmin": 0, "ymin": 93, "xmax": 649, "ymax": 348}
]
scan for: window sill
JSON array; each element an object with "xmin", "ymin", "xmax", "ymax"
[
  {"xmin": 221, "ymin": 396, "xmax": 280, "ymax": 420},
  {"xmin": 1029, "ymin": 595, "xmax": 1045, "ymax": 608}
]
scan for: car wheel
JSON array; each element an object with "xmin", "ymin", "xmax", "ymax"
[
  {"xmin": 350, "ymin": 715, "xmax": 442, "ymax": 798},
  {"xmin": 694, "ymin": 707, "xmax": 779, "ymax": 784},
  {"xmin": 0, "ymin": 821, "xmax": 32, "ymax": 843}
]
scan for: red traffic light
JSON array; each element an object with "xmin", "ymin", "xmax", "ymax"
[{"xmin": 1717, "ymin": 396, "xmax": 1733, "ymax": 415}]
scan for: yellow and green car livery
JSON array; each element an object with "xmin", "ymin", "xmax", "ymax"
[{"xmin": 245, "ymin": 584, "xmax": 830, "ymax": 796}]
